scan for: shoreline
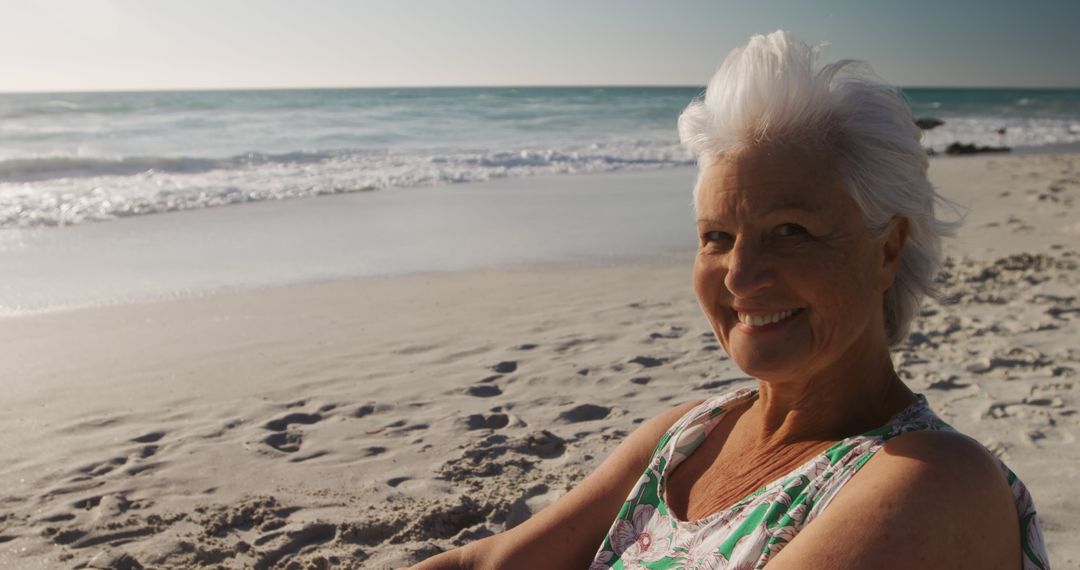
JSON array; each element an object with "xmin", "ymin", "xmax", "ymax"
[
  {"xmin": 4, "ymin": 149, "xmax": 1080, "ymax": 320},
  {"xmin": 0, "ymin": 166, "xmax": 700, "ymax": 317},
  {"xmin": 1, "ymin": 152, "xmax": 1078, "ymax": 568}
]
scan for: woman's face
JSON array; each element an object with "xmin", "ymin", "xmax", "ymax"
[{"xmin": 693, "ymin": 145, "xmax": 898, "ymax": 382}]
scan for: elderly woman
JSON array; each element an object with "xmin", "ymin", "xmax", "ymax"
[{"xmin": 415, "ymin": 31, "xmax": 1048, "ymax": 569}]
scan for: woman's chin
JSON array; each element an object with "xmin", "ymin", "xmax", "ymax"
[
  {"xmin": 732, "ymin": 359, "xmax": 803, "ymax": 381},
  {"xmin": 727, "ymin": 340, "xmax": 811, "ymax": 380}
]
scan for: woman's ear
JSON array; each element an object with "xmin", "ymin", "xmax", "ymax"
[{"xmin": 880, "ymin": 216, "xmax": 909, "ymax": 289}]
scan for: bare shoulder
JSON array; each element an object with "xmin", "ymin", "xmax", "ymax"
[
  {"xmin": 866, "ymin": 430, "xmax": 1018, "ymax": 511},
  {"xmin": 870, "ymin": 429, "xmax": 1011, "ymax": 483},
  {"xmin": 879, "ymin": 428, "xmax": 1003, "ymax": 462},
  {"xmin": 412, "ymin": 399, "xmax": 704, "ymax": 570},
  {"xmin": 766, "ymin": 430, "xmax": 1021, "ymax": 570}
]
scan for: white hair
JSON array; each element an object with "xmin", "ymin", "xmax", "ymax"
[{"xmin": 679, "ymin": 30, "xmax": 961, "ymax": 346}]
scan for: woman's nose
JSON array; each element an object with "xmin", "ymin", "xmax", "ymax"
[{"xmin": 723, "ymin": 239, "xmax": 775, "ymax": 296}]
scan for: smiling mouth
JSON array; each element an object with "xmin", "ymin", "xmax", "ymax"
[{"xmin": 735, "ymin": 308, "xmax": 802, "ymax": 327}]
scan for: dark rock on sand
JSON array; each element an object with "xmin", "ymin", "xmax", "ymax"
[
  {"xmin": 945, "ymin": 142, "xmax": 1011, "ymax": 155},
  {"xmin": 915, "ymin": 117, "xmax": 945, "ymax": 130}
]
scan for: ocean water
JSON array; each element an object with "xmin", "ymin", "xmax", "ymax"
[{"xmin": 1, "ymin": 86, "xmax": 1078, "ymax": 229}]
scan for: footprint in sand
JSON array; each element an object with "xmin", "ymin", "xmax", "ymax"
[
  {"xmin": 1048, "ymin": 305, "xmax": 1080, "ymax": 319},
  {"xmin": 555, "ymin": 404, "xmax": 611, "ymax": 424},
  {"xmin": 395, "ymin": 343, "xmax": 439, "ymax": 355},
  {"xmin": 129, "ymin": 431, "xmax": 166, "ymax": 444},
  {"xmin": 263, "ymin": 412, "xmax": 322, "ymax": 432},
  {"xmin": 649, "ymin": 325, "xmax": 687, "ymax": 340},
  {"xmin": 694, "ymin": 378, "xmax": 738, "ymax": 391},
  {"xmin": 125, "ymin": 461, "xmax": 163, "ymax": 476},
  {"xmin": 554, "ymin": 337, "xmax": 596, "ymax": 354},
  {"xmin": 36, "ymin": 512, "xmax": 76, "ymax": 523},
  {"xmin": 520, "ymin": 430, "xmax": 566, "ymax": 458},
  {"xmin": 354, "ymin": 402, "xmax": 393, "ymax": 418},
  {"xmin": 44, "ymin": 493, "xmax": 173, "ymax": 556},
  {"xmin": 982, "ymin": 397, "xmax": 1070, "ymax": 422},
  {"xmin": 630, "ymin": 355, "xmax": 668, "ymax": 368},
  {"xmin": 260, "ymin": 409, "xmax": 330, "ymax": 453},
  {"xmin": 628, "ymin": 301, "xmax": 672, "ymax": 310},
  {"xmin": 466, "ymin": 385, "xmax": 502, "ymax": 398},
  {"xmin": 69, "ymin": 433, "xmax": 165, "ymax": 483},
  {"xmin": 1050, "ymin": 366, "xmax": 1076, "ymax": 378},
  {"xmin": 925, "ymin": 375, "xmax": 971, "ymax": 391},
  {"xmin": 253, "ymin": 521, "xmax": 337, "ymax": 569},
  {"xmin": 1024, "ymin": 428, "xmax": 1076, "ymax": 447},
  {"xmin": 965, "ymin": 347, "xmax": 1053, "ymax": 375},
  {"xmin": 363, "ymin": 446, "xmax": 387, "ymax": 457},
  {"xmin": 461, "ymin": 413, "xmax": 511, "ymax": 430},
  {"xmin": 369, "ymin": 419, "xmax": 430, "ymax": 437},
  {"xmin": 264, "ymin": 431, "xmax": 304, "ymax": 453},
  {"xmin": 72, "ymin": 495, "xmax": 103, "ymax": 510},
  {"xmin": 135, "ymin": 445, "xmax": 160, "ymax": 459},
  {"xmin": 288, "ymin": 450, "xmax": 330, "ymax": 463},
  {"xmin": 73, "ymin": 456, "xmax": 128, "ymax": 479}
]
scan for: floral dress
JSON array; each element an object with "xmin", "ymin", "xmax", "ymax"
[{"xmin": 589, "ymin": 387, "xmax": 1049, "ymax": 570}]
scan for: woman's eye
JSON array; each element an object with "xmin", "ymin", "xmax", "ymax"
[
  {"xmin": 702, "ymin": 231, "xmax": 732, "ymax": 243},
  {"xmin": 776, "ymin": 223, "xmax": 808, "ymax": 237}
]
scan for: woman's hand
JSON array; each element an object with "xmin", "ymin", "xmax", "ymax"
[{"xmin": 411, "ymin": 400, "xmax": 703, "ymax": 570}]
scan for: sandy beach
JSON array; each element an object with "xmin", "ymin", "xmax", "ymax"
[{"xmin": 2, "ymin": 152, "xmax": 1078, "ymax": 568}]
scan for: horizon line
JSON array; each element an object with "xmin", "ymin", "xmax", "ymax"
[{"xmin": 2, "ymin": 83, "xmax": 1080, "ymax": 96}]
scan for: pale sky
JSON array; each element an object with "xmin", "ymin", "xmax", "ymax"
[{"xmin": 2, "ymin": 0, "xmax": 1078, "ymax": 93}]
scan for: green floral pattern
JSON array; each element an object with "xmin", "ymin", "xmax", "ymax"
[{"xmin": 589, "ymin": 387, "xmax": 1048, "ymax": 570}]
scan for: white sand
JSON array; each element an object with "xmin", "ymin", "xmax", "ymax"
[{"xmin": 1, "ymin": 153, "xmax": 1078, "ymax": 569}]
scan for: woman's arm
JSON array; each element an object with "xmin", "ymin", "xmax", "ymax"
[
  {"xmin": 765, "ymin": 430, "xmax": 1021, "ymax": 569},
  {"xmin": 411, "ymin": 400, "xmax": 704, "ymax": 570}
]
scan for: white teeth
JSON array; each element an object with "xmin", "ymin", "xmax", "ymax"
[{"xmin": 737, "ymin": 309, "xmax": 797, "ymax": 326}]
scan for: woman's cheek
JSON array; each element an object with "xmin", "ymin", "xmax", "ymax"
[
  {"xmin": 692, "ymin": 256, "xmax": 713, "ymax": 294},
  {"xmin": 693, "ymin": 258, "xmax": 727, "ymax": 315}
]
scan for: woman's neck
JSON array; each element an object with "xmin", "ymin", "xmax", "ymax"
[{"xmin": 747, "ymin": 343, "xmax": 915, "ymax": 445}]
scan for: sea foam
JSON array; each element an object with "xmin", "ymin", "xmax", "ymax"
[{"xmin": 0, "ymin": 143, "xmax": 693, "ymax": 228}]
